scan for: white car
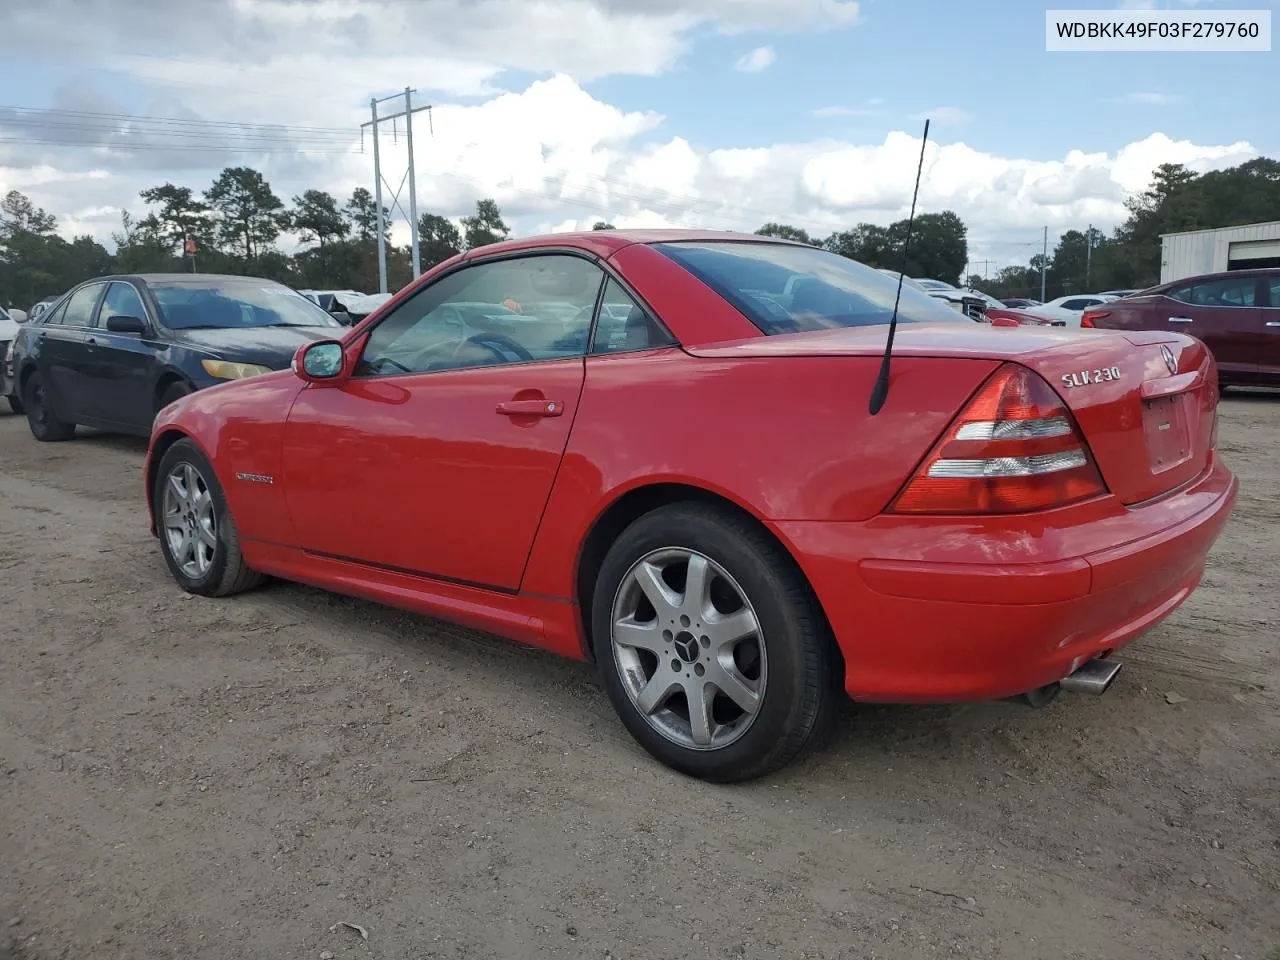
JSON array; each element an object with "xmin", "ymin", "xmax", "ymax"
[
  {"xmin": 876, "ymin": 269, "xmax": 931, "ymax": 293},
  {"xmin": 1024, "ymin": 294, "xmax": 1118, "ymax": 327},
  {"xmin": 910, "ymin": 277, "xmax": 959, "ymax": 294}
]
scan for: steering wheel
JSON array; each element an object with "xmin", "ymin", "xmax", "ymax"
[{"xmin": 461, "ymin": 333, "xmax": 535, "ymax": 363}]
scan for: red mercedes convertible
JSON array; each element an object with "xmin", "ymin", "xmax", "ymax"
[{"xmin": 145, "ymin": 230, "xmax": 1237, "ymax": 782}]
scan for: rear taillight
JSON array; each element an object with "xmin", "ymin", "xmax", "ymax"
[
  {"xmin": 1080, "ymin": 310, "xmax": 1109, "ymax": 328},
  {"xmin": 890, "ymin": 363, "xmax": 1108, "ymax": 514}
]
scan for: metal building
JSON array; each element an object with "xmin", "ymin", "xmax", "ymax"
[{"xmin": 1160, "ymin": 221, "xmax": 1280, "ymax": 283}]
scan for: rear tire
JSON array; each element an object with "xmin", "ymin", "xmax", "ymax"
[
  {"xmin": 23, "ymin": 372, "xmax": 75, "ymax": 442},
  {"xmin": 154, "ymin": 438, "xmax": 265, "ymax": 597},
  {"xmin": 591, "ymin": 503, "xmax": 840, "ymax": 783}
]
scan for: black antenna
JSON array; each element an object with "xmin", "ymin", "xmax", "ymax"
[{"xmin": 868, "ymin": 118, "xmax": 930, "ymax": 416}]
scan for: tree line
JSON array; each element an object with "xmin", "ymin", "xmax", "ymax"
[{"xmin": 3, "ymin": 156, "xmax": 1276, "ymax": 311}]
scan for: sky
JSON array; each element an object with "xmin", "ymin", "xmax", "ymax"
[{"xmin": 1, "ymin": 0, "xmax": 1277, "ymax": 279}]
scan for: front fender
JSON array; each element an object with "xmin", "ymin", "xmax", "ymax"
[{"xmin": 144, "ymin": 371, "xmax": 305, "ymax": 546}]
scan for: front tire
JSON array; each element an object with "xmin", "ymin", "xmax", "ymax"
[
  {"xmin": 23, "ymin": 372, "xmax": 75, "ymax": 441},
  {"xmin": 591, "ymin": 503, "xmax": 839, "ymax": 782},
  {"xmin": 154, "ymin": 438, "xmax": 265, "ymax": 597},
  {"xmin": 158, "ymin": 381, "xmax": 192, "ymax": 412}
]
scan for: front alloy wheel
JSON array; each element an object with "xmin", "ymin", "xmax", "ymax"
[
  {"xmin": 611, "ymin": 548, "xmax": 766, "ymax": 751},
  {"xmin": 162, "ymin": 462, "xmax": 218, "ymax": 579}
]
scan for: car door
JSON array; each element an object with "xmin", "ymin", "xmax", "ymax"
[
  {"xmin": 38, "ymin": 281, "xmax": 107, "ymax": 422},
  {"xmin": 1168, "ymin": 275, "xmax": 1264, "ymax": 381},
  {"xmin": 1260, "ymin": 272, "xmax": 1280, "ymax": 382},
  {"xmin": 81, "ymin": 280, "xmax": 164, "ymax": 431},
  {"xmin": 280, "ymin": 251, "xmax": 604, "ymax": 591}
]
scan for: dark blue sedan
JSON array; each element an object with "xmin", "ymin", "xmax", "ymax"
[{"xmin": 10, "ymin": 273, "xmax": 345, "ymax": 441}]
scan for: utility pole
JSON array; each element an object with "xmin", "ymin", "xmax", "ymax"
[
  {"xmin": 368, "ymin": 97, "xmax": 387, "ymax": 294},
  {"xmin": 404, "ymin": 87, "xmax": 422, "ymax": 279},
  {"xmin": 1085, "ymin": 222, "xmax": 1093, "ymax": 288},
  {"xmin": 361, "ymin": 89, "xmax": 433, "ymax": 294},
  {"xmin": 1040, "ymin": 226, "xmax": 1048, "ymax": 302}
]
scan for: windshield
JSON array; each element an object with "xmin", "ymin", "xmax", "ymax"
[
  {"xmin": 654, "ymin": 241, "xmax": 969, "ymax": 334},
  {"xmin": 150, "ymin": 279, "xmax": 342, "ymax": 330}
]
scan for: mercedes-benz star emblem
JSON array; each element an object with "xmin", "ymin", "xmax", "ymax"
[
  {"xmin": 673, "ymin": 633, "xmax": 699, "ymax": 664},
  {"xmin": 1160, "ymin": 345, "xmax": 1177, "ymax": 375}
]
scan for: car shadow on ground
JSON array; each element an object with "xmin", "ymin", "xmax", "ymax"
[
  {"xmin": 67, "ymin": 429, "xmax": 150, "ymax": 455},
  {"xmin": 257, "ymin": 577, "xmax": 1122, "ymax": 788}
]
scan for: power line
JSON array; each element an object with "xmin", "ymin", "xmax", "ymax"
[{"xmin": 1, "ymin": 106, "xmax": 1075, "ymax": 248}]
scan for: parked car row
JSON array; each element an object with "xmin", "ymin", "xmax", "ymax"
[{"xmin": 4, "ymin": 274, "xmax": 343, "ymax": 439}]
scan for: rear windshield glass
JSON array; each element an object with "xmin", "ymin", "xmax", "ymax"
[
  {"xmin": 653, "ymin": 241, "xmax": 969, "ymax": 334},
  {"xmin": 151, "ymin": 279, "xmax": 342, "ymax": 330}
]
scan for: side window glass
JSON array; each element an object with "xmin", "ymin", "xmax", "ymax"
[
  {"xmin": 1060, "ymin": 299, "xmax": 1086, "ymax": 311},
  {"xmin": 357, "ymin": 255, "xmax": 603, "ymax": 377},
  {"xmin": 61, "ymin": 284, "xmax": 104, "ymax": 328},
  {"xmin": 41, "ymin": 301, "xmax": 70, "ymax": 325},
  {"xmin": 1268, "ymin": 274, "xmax": 1280, "ymax": 308},
  {"xmin": 1165, "ymin": 284, "xmax": 1193, "ymax": 303},
  {"xmin": 100, "ymin": 283, "xmax": 148, "ymax": 327},
  {"xmin": 591, "ymin": 278, "xmax": 674, "ymax": 354},
  {"xmin": 1189, "ymin": 277, "xmax": 1256, "ymax": 307}
]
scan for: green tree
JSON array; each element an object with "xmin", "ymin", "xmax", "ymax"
[
  {"xmin": 137, "ymin": 183, "xmax": 216, "ymax": 256},
  {"xmin": 756, "ymin": 222, "xmax": 816, "ymax": 245},
  {"xmin": 345, "ymin": 187, "xmax": 389, "ymax": 242},
  {"xmin": 291, "ymin": 189, "xmax": 349, "ymax": 249},
  {"xmin": 417, "ymin": 212, "xmax": 463, "ymax": 268},
  {"xmin": 591, "ymin": 221, "xmax": 616, "ymax": 230},
  {"xmin": 204, "ymin": 167, "xmax": 287, "ymax": 263},
  {"xmin": 825, "ymin": 211, "xmax": 967, "ymax": 284},
  {"xmin": 111, "ymin": 211, "xmax": 176, "ymax": 274},
  {"xmin": 461, "ymin": 198, "xmax": 509, "ymax": 249}
]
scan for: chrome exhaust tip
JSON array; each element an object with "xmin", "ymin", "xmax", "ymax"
[{"xmin": 1058, "ymin": 658, "xmax": 1123, "ymax": 696}]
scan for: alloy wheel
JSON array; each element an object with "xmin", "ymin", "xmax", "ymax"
[
  {"xmin": 162, "ymin": 461, "xmax": 218, "ymax": 579},
  {"xmin": 610, "ymin": 547, "xmax": 767, "ymax": 751}
]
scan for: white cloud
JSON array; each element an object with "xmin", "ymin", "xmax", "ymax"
[
  {"xmin": 1109, "ymin": 91, "xmax": 1185, "ymax": 106},
  {"xmin": 913, "ymin": 107, "xmax": 973, "ymax": 127},
  {"xmin": 734, "ymin": 46, "xmax": 776, "ymax": 72},
  {"xmin": 0, "ymin": 0, "xmax": 1255, "ymax": 273}
]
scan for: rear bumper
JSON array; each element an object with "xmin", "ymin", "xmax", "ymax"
[{"xmin": 772, "ymin": 459, "xmax": 1238, "ymax": 702}]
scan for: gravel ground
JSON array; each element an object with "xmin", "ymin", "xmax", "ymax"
[{"xmin": 0, "ymin": 395, "xmax": 1277, "ymax": 960}]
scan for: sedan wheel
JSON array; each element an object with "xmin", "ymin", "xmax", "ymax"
[
  {"xmin": 22, "ymin": 372, "xmax": 75, "ymax": 442},
  {"xmin": 611, "ymin": 548, "xmax": 766, "ymax": 751},
  {"xmin": 592, "ymin": 503, "xmax": 839, "ymax": 782}
]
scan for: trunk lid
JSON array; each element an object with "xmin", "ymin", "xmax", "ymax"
[{"xmin": 687, "ymin": 324, "xmax": 1218, "ymax": 506}]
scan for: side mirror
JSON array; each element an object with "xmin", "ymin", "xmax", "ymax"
[
  {"xmin": 293, "ymin": 339, "xmax": 346, "ymax": 383},
  {"xmin": 106, "ymin": 315, "xmax": 147, "ymax": 334}
]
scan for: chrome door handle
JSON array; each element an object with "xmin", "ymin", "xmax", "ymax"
[
  {"xmin": 496, "ymin": 399, "xmax": 565, "ymax": 418},
  {"xmin": 1168, "ymin": 317, "xmax": 1194, "ymax": 323},
  {"xmin": 1266, "ymin": 321, "xmax": 1280, "ymax": 327}
]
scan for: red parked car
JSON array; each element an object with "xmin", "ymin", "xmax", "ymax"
[
  {"xmin": 984, "ymin": 305, "xmax": 1054, "ymax": 327},
  {"xmin": 1082, "ymin": 268, "xmax": 1280, "ymax": 389},
  {"xmin": 145, "ymin": 230, "xmax": 1237, "ymax": 782}
]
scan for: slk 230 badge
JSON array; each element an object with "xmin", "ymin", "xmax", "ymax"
[{"xmin": 1061, "ymin": 366, "xmax": 1122, "ymax": 388}]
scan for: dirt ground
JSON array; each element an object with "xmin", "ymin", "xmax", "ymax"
[{"xmin": 0, "ymin": 396, "xmax": 1277, "ymax": 960}]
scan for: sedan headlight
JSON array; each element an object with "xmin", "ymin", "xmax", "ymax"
[{"xmin": 201, "ymin": 359, "xmax": 272, "ymax": 380}]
